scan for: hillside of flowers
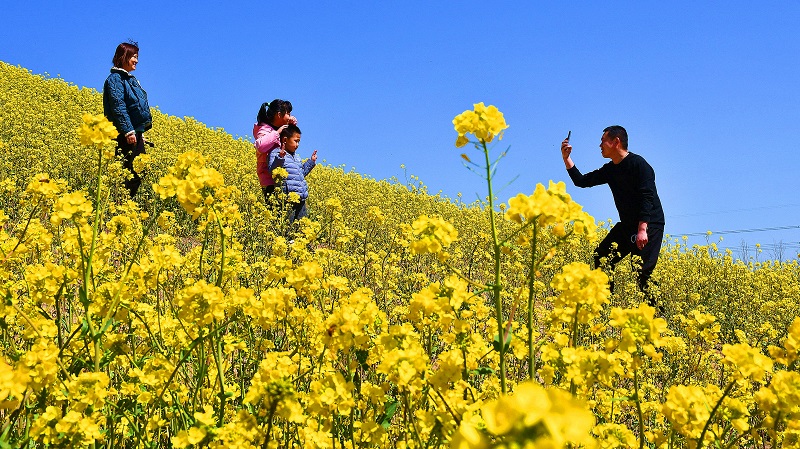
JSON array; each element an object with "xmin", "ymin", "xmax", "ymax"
[{"xmin": 2, "ymin": 60, "xmax": 800, "ymax": 448}]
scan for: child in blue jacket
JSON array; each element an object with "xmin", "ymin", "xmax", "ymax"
[{"xmin": 269, "ymin": 124, "xmax": 317, "ymax": 223}]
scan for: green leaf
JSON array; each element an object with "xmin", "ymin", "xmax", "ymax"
[
  {"xmin": 470, "ymin": 366, "xmax": 495, "ymax": 376},
  {"xmin": 492, "ymin": 329, "xmax": 513, "ymax": 353},
  {"xmin": 355, "ymin": 349, "xmax": 369, "ymax": 367},
  {"xmin": 377, "ymin": 400, "xmax": 399, "ymax": 429}
]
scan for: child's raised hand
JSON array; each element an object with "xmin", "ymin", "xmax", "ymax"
[
  {"xmin": 279, "ymin": 147, "xmax": 286, "ymax": 158},
  {"xmin": 311, "ymin": 150, "xmax": 318, "ymax": 162},
  {"xmin": 276, "ymin": 124, "xmax": 288, "ymax": 135}
]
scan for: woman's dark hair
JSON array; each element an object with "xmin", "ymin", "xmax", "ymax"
[
  {"xmin": 256, "ymin": 99, "xmax": 293, "ymax": 126},
  {"xmin": 112, "ymin": 41, "xmax": 139, "ymax": 68}
]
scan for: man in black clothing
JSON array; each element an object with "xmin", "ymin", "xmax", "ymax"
[{"xmin": 561, "ymin": 126, "xmax": 665, "ymax": 305}]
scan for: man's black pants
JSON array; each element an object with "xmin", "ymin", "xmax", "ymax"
[{"xmin": 593, "ymin": 222, "xmax": 664, "ymax": 294}]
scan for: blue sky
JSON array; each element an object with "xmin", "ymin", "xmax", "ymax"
[{"xmin": 3, "ymin": 1, "xmax": 799, "ymax": 259}]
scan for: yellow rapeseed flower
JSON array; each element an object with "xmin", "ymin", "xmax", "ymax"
[
  {"xmin": 0, "ymin": 358, "xmax": 30, "ymax": 410},
  {"xmin": 663, "ymin": 384, "xmax": 717, "ymax": 439},
  {"xmin": 77, "ymin": 113, "xmax": 117, "ymax": 148},
  {"xmin": 272, "ymin": 166, "xmax": 289, "ymax": 182},
  {"xmin": 722, "ymin": 342, "xmax": 773, "ymax": 382},
  {"xmin": 409, "ymin": 215, "xmax": 458, "ymax": 256},
  {"xmin": 132, "ymin": 153, "xmax": 152, "ymax": 174},
  {"xmin": 609, "ymin": 303, "xmax": 668, "ymax": 356},
  {"xmin": 452, "ymin": 102, "xmax": 508, "ymax": 147},
  {"xmin": 550, "ymin": 262, "xmax": 610, "ymax": 324},
  {"xmin": 458, "ymin": 381, "xmax": 595, "ymax": 448}
]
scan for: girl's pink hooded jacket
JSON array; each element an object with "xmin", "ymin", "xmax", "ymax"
[{"xmin": 253, "ymin": 116, "xmax": 297, "ymax": 187}]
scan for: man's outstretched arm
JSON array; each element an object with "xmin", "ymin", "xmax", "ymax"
[{"xmin": 561, "ymin": 138, "xmax": 606, "ymax": 188}]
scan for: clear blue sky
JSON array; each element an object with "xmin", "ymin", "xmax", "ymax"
[{"xmin": 3, "ymin": 1, "xmax": 799, "ymax": 259}]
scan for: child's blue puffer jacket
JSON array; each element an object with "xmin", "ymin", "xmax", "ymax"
[{"xmin": 269, "ymin": 151, "xmax": 316, "ymax": 200}]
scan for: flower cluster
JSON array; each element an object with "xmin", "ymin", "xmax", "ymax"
[
  {"xmin": 77, "ymin": 113, "xmax": 117, "ymax": 149},
  {"xmin": 507, "ymin": 180, "xmax": 597, "ymax": 240},
  {"xmin": 550, "ymin": 262, "xmax": 610, "ymax": 325},
  {"xmin": 609, "ymin": 303, "xmax": 668, "ymax": 359},
  {"xmin": 154, "ymin": 151, "xmax": 227, "ymax": 219},
  {"xmin": 408, "ymin": 214, "xmax": 458, "ymax": 257},
  {"xmin": 453, "ymin": 381, "xmax": 596, "ymax": 448},
  {"xmin": 453, "ymin": 102, "xmax": 508, "ymax": 147}
]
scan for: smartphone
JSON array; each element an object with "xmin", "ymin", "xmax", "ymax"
[{"xmin": 566, "ymin": 130, "xmax": 571, "ymax": 142}]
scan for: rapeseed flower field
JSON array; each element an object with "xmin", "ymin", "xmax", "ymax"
[{"xmin": 1, "ymin": 61, "xmax": 800, "ymax": 448}]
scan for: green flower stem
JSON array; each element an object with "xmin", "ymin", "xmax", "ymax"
[
  {"xmin": 122, "ymin": 304, "xmax": 167, "ymax": 355},
  {"xmin": 442, "ymin": 260, "xmax": 488, "ymax": 292},
  {"xmin": 633, "ymin": 365, "xmax": 645, "ymax": 449},
  {"xmin": 497, "ymin": 219, "xmax": 534, "ymax": 247},
  {"xmin": 262, "ymin": 400, "xmax": 279, "ymax": 449},
  {"xmin": 428, "ymin": 383, "xmax": 461, "ymax": 426},
  {"xmin": 214, "ymin": 209, "xmax": 226, "ymax": 288},
  {"xmin": 3, "ymin": 197, "xmax": 41, "ymax": 257},
  {"xmin": 774, "ymin": 412, "xmax": 783, "ymax": 441},
  {"xmin": 568, "ymin": 303, "xmax": 581, "ymax": 395},
  {"xmin": 0, "ymin": 400, "xmax": 26, "ymax": 446},
  {"xmin": 527, "ymin": 220, "xmax": 538, "ymax": 381},
  {"xmin": 86, "ymin": 146, "xmax": 115, "ymax": 372},
  {"xmin": 404, "ymin": 392, "xmax": 424, "ymax": 448},
  {"xmin": 157, "ymin": 319, "xmax": 232, "ymax": 403},
  {"xmin": 54, "ymin": 283, "xmax": 65, "ymax": 352},
  {"xmin": 481, "ymin": 140, "xmax": 507, "ymax": 394},
  {"xmin": 191, "ymin": 340, "xmax": 208, "ymax": 412},
  {"xmin": 696, "ymin": 380, "xmax": 736, "ymax": 449},
  {"xmin": 213, "ymin": 323, "xmax": 227, "ymax": 426},
  {"xmin": 349, "ymin": 407, "xmax": 357, "ymax": 449}
]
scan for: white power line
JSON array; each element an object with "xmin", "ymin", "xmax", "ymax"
[{"xmin": 675, "ymin": 225, "xmax": 800, "ymax": 238}]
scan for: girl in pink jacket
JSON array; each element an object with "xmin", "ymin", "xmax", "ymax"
[{"xmin": 253, "ymin": 99, "xmax": 297, "ymax": 204}]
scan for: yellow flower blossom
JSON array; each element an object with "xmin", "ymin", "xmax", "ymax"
[
  {"xmin": 663, "ymin": 384, "xmax": 718, "ymax": 439},
  {"xmin": 609, "ymin": 303, "xmax": 668, "ymax": 356},
  {"xmin": 154, "ymin": 151, "xmax": 226, "ymax": 219},
  {"xmin": 50, "ymin": 190, "xmax": 93, "ymax": 226},
  {"xmin": 452, "ymin": 102, "xmax": 508, "ymax": 147},
  {"xmin": 272, "ymin": 166, "xmax": 289, "ymax": 182},
  {"xmin": 25, "ymin": 173, "xmax": 64, "ymax": 199},
  {"xmin": 173, "ymin": 280, "xmax": 226, "ymax": 329},
  {"xmin": 409, "ymin": 215, "xmax": 458, "ymax": 256},
  {"xmin": 0, "ymin": 358, "xmax": 29, "ymax": 409},
  {"xmin": 722, "ymin": 342, "xmax": 773, "ymax": 382},
  {"xmin": 768, "ymin": 316, "xmax": 800, "ymax": 365},
  {"xmin": 133, "ymin": 153, "xmax": 152, "ymax": 174},
  {"xmin": 550, "ymin": 262, "xmax": 610, "ymax": 324},
  {"xmin": 77, "ymin": 113, "xmax": 117, "ymax": 148},
  {"xmin": 593, "ymin": 423, "xmax": 638, "ymax": 448},
  {"xmin": 457, "ymin": 381, "xmax": 595, "ymax": 448}
]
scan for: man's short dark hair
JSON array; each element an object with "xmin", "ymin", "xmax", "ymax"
[
  {"xmin": 603, "ymin": 125, "xmax": 628, "ymax": 149},
  {"xmin": 281, "ymin": 123, "xmax": 301, "ymax": 140}
]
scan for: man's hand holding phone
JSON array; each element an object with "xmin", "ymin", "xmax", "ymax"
[
  {"xmin": 561, "ymin": 130, "xmax": 572, "ymax": 159},
  {"xmin": 561, "ymin": 130, "xmax": 575, "ymax": 169}
]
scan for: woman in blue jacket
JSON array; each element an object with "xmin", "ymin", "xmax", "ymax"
[{"xmin": 103, "ymin": 42, "xmax": 152, "ymax": 198}]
